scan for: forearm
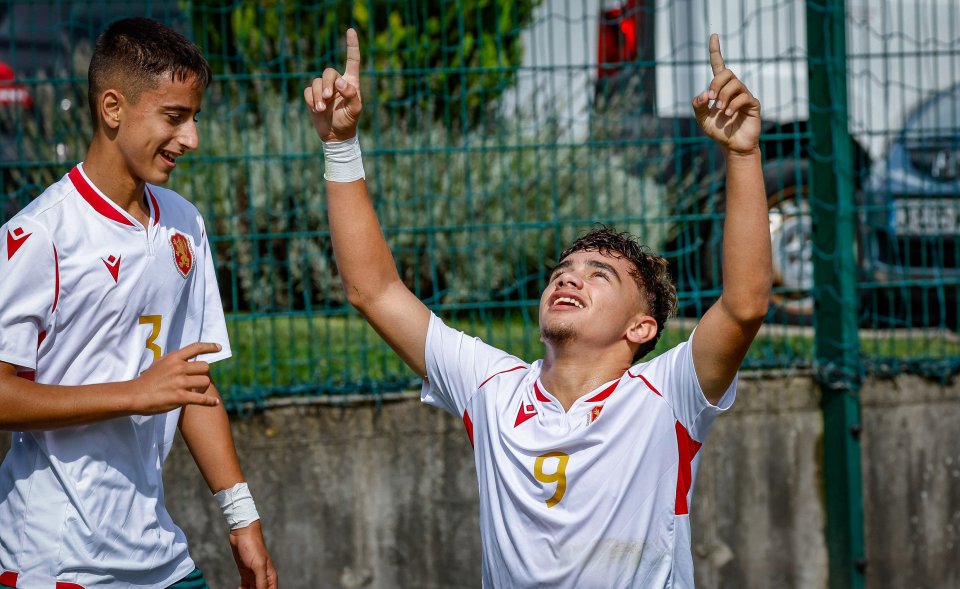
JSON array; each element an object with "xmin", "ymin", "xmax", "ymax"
[
  {"xmin": 0, "ymin": 364, "xmax": 133, "ymax": 430},
  {"xmin": 179, "ymin": 382, "xmax": 245, "ymax": 493},
  {"xmin": 720, "ymin": 148, "xmax": 772, "ymax": 322},
  {"xmin": 325, "ymin": 177, "xmax": 431, "ymax": 375},
  {"xmin": 326, "ymin": 178, "xmax": 405, "ymax": 309}
]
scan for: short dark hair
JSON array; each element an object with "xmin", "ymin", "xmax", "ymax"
[
  {"xmin": 558, "ymin": 225, "xmax": 677, "ymax": 360},
  {"xmin": 88, "ymin": 17, "xmax": 211, "ymax": 128}
]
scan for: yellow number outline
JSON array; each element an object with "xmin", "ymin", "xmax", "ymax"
[
  {"xmin": 534, "ymin": 451, "xmax": 570, "ymax": 508},
  {"xmin": 139, "ymin": 315, "xmax": 162, "ymax": 361}
]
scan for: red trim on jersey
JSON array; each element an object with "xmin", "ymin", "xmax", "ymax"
[
  {"xmin": 38, "ymin": 330, "xmax": 46, "ymax": 348},
  {"xmin": 533, "ymin": 382, "xmax": 552, "ymax": 403},
  {"xmin": 52, "ymin": 244, "xmax": 60, "ymax": 312},
  {"xmin": 0, "ymin": 570, "xmax": 18, "ymax": 587},
  {"xmin": 68, "ymin": 166, "xmax": 135, "ymax": 227},
  {"xmin": 17, "ymin": 371, "xmax": 35, "ymax": 381},
  {"xmin": 462, "ymin": 410, "xmax": 474, "ymax": 448},
  {"xmin": 674, "ymin": 421, "xmax": 702, "ymax": 515},
  {"xmin": 6, "ymin": 227, "xmax": 32, "ymax": 260},
  {"xmin": 147, "ymin": 187, "xmax": 160, "ymax": 225},
  {"xmin": 55, "ymin": 583, "xmax": 86, "ymax": 589},
  {"xmin": 478, "ymin": 365, "xmax": 526, "ymax": 389},
  {"xmin": 584, "ymin": 380, "xmax": 619, "ymax": 403},
  {"xmin": 627, "ymin": 370, "xmax": 663, "ymax": 397}
]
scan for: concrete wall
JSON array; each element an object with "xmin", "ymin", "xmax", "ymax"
[{"xmin": 2, "ymin": 375, "xmax": 959, "ymax": 588}]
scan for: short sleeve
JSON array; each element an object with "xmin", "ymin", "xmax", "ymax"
[
  {"xmin": 421, "ymin": 313, "xmax": 527, "ymax": 416},
  {"xmin": 638, "ymin": 331, "xmax": 736, "ymax": 441},
  {"xmin": 0, "ymin": 218, "xmax": 57, "ymax": 370},
  {"xmin": 186, "ymin": 220, "xmax": 232, "ymax": 364}
]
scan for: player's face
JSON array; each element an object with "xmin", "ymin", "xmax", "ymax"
[
  {"xmin": 538, "ymin": 250, "xmax": 647, "ymax": 349},
  {"xmin": 115, "ymin": 74, "xmax": 204, "ymax": 186}
]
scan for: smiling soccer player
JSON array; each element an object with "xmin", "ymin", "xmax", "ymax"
[{"xmin": 0, "ymin": 18, "xmax": 276, "ymax": 589}]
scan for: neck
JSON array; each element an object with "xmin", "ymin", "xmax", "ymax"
[
  {"xmin": 540, "ymin": 342, "xmax": 633, "ymax": 411},
  {"xmin": 84, "ymin": 139, "xmax": 149, "ymax": 224}
]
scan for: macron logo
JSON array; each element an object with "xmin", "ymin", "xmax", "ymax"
[
  {"xmin": 6, "ymin": 227, "xmax": 32, "ymax": 260},
  {"xmin": 514, "ymin": 401, "xmax": 538, "ymax": 428},
  {"xmin": 102, "ymin": 254, "xmax": 121, "ymax": 283}
]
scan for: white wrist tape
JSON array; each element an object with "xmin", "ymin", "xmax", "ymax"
[
  {"xmin": 213, "ymin": 482, "xmax": 260, "ymax": 530},
  {"xmin": 322, "ymin": 134, "xmax": 365, "ymax": 182}
]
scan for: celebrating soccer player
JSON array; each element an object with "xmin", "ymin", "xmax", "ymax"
[
  {"xmin": 306, "ymin": 29, "xmax": 770, "ymax": 587},
  {"xmin": 0, "ymin": 18, "xmax": 277, "ymax": 589}
]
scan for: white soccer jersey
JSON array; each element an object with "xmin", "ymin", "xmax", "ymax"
[
  {"xmin": 422, "ymin": 313, "xmax": 735, "ymax": 588},
  {"xmin": 0, "ymin": 164, "xmax": 231, "ymax": 589}
]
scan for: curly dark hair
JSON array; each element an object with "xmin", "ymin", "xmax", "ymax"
[{"xmin": 558, "ymin": 225, "xmax": 677, "ymax": 361}]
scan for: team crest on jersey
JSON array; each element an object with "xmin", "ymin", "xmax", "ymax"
[
  {"xmin": 170, "ymin": 233, "xmax": 194, "ymax": 278},
  {"xmin": 6, "ymin": 227, "xmax": 32, "ymax": 260},
  {"xmin": 590, "ymin": 404, "xmax": 604, "ymax": 424}
]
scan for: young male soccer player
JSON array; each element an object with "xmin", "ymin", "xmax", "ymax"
[
  {"xmin": 306, "ymin": 30, "xmax": 770, "ymax": 587},
  {"xmin": 0, "ymin": 18, "xmax": 277, "ymax": 589}
]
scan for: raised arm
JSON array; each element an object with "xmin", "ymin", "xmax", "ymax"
[
  {"xmin": 304, "ymin": 29, "xmax": 430, "ymax": 377},
  {"xmin": 690, "ymin": 34, "xmax": 773, "ymax": 403}
]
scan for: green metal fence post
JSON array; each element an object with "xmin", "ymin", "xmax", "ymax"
[{"xmin": 806, "ymin": 1, "xmax": 865, "ymax": 588}]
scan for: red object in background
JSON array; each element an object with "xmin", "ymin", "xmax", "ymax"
[
  {"xmin": 597, "ymin": 0, "xmax": 640, "ymax": 78},
  {"xmin": 0, "ymin": 60, "xmax": 34, "ymax": 107}
]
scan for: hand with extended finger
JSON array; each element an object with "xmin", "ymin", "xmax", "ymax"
[
  {"xmin": 304, "ymin": 28, "xmax": 362, "ymax": 143},
  {"xmin": 692, "ymin": 33, "xmax": 761, "ymax": 155},
  {"xmin": 132, "ymin": 342, "xmax": 221, "ymax": 414}
]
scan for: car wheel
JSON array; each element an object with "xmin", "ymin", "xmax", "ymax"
[{"xmin": 766, "ymin": 159, "xmax": 814, "ymax": 324}]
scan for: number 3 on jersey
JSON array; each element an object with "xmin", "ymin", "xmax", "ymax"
[
  {"xmin": 139, "ymin": 315, "xmax": 162, "ymax": 361},
  {"xmin": 534, "ymin": 451, "xmax": 570, "ymax": 508}
]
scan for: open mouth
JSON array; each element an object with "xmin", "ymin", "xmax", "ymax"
[
  {"xmin": 159, "ymin": 149, "xmax": 179, "ymax": 166},
  {"xmin": 552, "ymin": 296, "xmax": 585, "ymax": 309}
]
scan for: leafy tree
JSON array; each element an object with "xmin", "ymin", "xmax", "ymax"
[{"xmin": 187, "ymin": 0, "xmax": 542, "ymax": 127}]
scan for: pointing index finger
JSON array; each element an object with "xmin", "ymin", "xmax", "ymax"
[
  {"xmin": 344, "ymin": 28, "xmax": 361, "ymax": 80},
  {"xmin": 709, "ymin": 33, "xmax": 725, "ymax": 75}
]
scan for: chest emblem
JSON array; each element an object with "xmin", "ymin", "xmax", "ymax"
[
  {"xmin": 170, "ymin": 233, "xmax": 194, "ymax": 278},
  {"xmin": 514, "ymin": 401, "xmax": 538, "ymax": 428},
  {"xmin": 101, "ymin": 254, "xmax": 122, "ymax": 283},
  {"xmin": 590, "ymin": 404, "xmax": 604, "ymax": 424}
]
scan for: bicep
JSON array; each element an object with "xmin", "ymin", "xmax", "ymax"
[
  {"xmin": 691, "ymin": 295, "xmax": 763, "ymax": 404},
  {"xmin": 357, "ymin": 280, "xmax": 431, "ymax": 377}
]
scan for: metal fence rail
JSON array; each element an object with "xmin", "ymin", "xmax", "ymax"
[{"xmin": 1, "ymin": 0, "xmax": 958, "ymax": 408}]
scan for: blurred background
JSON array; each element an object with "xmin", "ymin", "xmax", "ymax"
[{"xmin": 1, "ymin": 1, "xmax": 959, "ymax": 587}]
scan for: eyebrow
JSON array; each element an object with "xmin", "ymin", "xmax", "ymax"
[
  {"xmin": 160, "ymin": 104, "xmax": 199, "ymax": 114},
  {"xmin": 549, "ymin": 258, "xmax": 623, "ymax": 282}
]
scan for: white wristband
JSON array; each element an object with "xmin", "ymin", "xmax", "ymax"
[
  {"xmin": 322, "ymin": 134, "xmax": 365, "ymax": 182},
  {"xmin": 213, "ymin": 482, "xmax": 260, "ymax": 530}
]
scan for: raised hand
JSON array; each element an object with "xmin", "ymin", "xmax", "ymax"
[
  {"xmin": 132, "ymin": 342, "xmax": 221, "ymax": 414},
  {"xmin": 304, "ymin": 28, "xmax": 362, "ymax": 142},
  {"xmin": 692, "ymin": 34, "xmax": 761, "ymax": 155}
]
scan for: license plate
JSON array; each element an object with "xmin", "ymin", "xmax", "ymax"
[{"xmin": 891, "ymin": 199, "xmax": 960, "ymax": 235}]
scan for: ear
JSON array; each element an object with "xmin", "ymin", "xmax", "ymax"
[
  {"xmin": 100, "ymin": 89, "xmax": 122, "ymax": 130},
  {"xmin": 626, "ymin": 314, "xmax": 658, "ymax": 347}
]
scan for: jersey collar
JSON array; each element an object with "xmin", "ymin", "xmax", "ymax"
[
  {"xmin": 69, "ymin": 164, "xmax": 160, "ymax": 229},
  {"xmin": 533, "ymin": 377, "xmax": 621, "ymax": 410}
]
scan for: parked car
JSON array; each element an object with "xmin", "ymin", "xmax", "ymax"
[{"xmin": 859, "ymin": 83, "xmax": 960, "ymax": 328}]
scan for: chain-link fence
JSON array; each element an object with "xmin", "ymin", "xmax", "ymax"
[{"xmin": 1, "ymin": 0, "xmax": 958, "ymax": 407}]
